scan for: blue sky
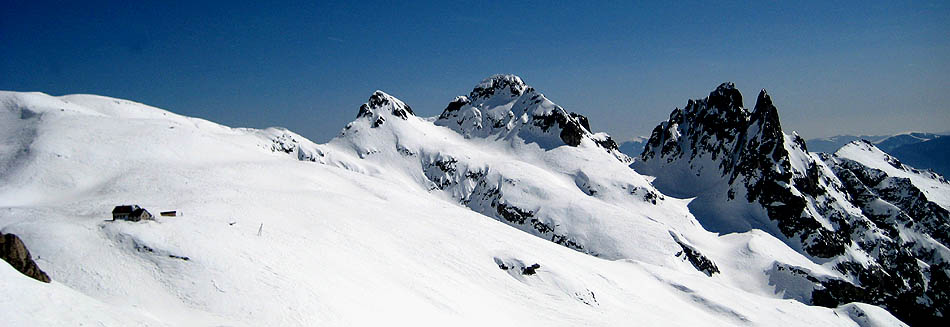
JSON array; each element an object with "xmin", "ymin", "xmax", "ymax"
[{"xmin": 2, "ymin": 1, "xmax": 948, "ymax": 142}]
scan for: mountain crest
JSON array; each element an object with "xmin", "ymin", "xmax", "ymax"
[
  {"xmin": 356, "ymin": 90, "xmax": 414, "ymax": 127},
  {"xmin": 756, "ymin": 89, "xmax": 771, "ymax": 106},
  {"xmin": 707, "ymin": 82, "xmax": 743, "ymax": 111},
  {"xmin": 435, "ymin": 75, "xmax": 629, "ymax": 162},
  {"xmin": 469, "ymin": 74, "xmax": 529, "ymax": 102},
  {"xmin": 637, "ymin": 83, "xmax": 950, "ymax": 324},
  {"xmin": 748, "ymin": 89, "xmax": 783, "ymax": 142}
]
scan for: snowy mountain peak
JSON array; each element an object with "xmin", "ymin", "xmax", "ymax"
[
  {"xmin": 641, "ymin": 82, "xmax": 752, "ymax": 165},
  {"xmin": 637, "ymin": 83, "xmax": 950, "ymax": 324},
  {"xmin": 434, "ymin": 75, "xmax": 629, "ymax": 162},
  {"xmin": 717, "ymin": 81, "xmax": 738, "ymax": 90},
  {"xmin": 837, "ymin": 140, "xmax": 949, "ymax": 186},
  {"xmin": 470, "ymin": 74, "xmax": 529, "ymax": 102},
  {"xmin": 748, "ymin": 89, "xmax": 783, "ymax": 140},
  {"xmin": 355, "ymin": 90, "xmax": 414, "ymax": 127},
  {"xmin": 755, "ymin": 89, "xmax": 771, "ymax": 107},
  {"xmin": 707, "ymin": 82, "xmax": 744, "ymax": 111}
]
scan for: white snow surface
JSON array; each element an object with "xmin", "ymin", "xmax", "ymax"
[
  {"xmin": 835, "ymin": 141, "xmax": 950, "ymax": 210},
  {"xmin": 0, "ymin": 90, "xmax": 905, "ymax": 326}
]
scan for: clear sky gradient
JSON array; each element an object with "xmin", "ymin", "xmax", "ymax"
[{"xmin": 2, "ymin": 1, "xmax": 948, "ymax": 142}]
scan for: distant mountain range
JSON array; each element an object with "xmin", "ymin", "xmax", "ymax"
[
  {"xmin": 805, "ymin": 132, "xmax": 948, "ymax": 178},
  {"xmin": 889, "ymin": 136, "xmax": 950, "ymax": 178},
  {"xmin": 618, "ymin": 137, "xmax": 648, "ymax": 160},
  {"xmin": 807, "ymin": 132, "xmax": 945, "ymax": 154}
]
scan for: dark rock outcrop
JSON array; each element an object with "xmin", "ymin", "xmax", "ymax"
[
  {"xmin": 356, "ymin": 91, "xmax": 414, "ymax": 128},
  {"xmin": 639, "ymin": 86, "xmax": 849, "ymax": 258},
  {"xmin": 438, "ymin": 96, "xmax": 471, "ymax": 120},
  {"xmin": 637, "ymin": 83, "xmax": 949, "ymax": 325},
  {"xmin": 670, "ymin": 232, "xmax": 719, "ymax": 276},
  {"xmin": 494, "ymin": 257, "xmax": 541, "ymax": 276},
  {"xmin": 434, "ymin": 74, "xmax": 630, "ymax": 162},
  {"xmin": 417, "ymin": 151, "xmax": 589, "ymax": 254},
  {"xmin": 0, "ymin": 232, "xmax": 51, "ymax": 283},
  {"xmin": 521, "ymin": 263, "xmax": 541, "ymax": 275},
  {"xmin": 469, "ymin": 74, "xmax": 528, "ymax": 101}
]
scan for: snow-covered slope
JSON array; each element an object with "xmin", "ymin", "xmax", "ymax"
[
  {"xmin": 0, "ymin": 86, "xmax": 907, "ymax": 326},
  {"xmin": 834, "ymin": 140, "xmax": 950, "ymax": 210},
  {"xmin": 635, "ymin": 83, "xmax": 948, "ymax": 325},
  {"xmin": 806, "ymin": 132, "xmax": 950, "ymax": 181}
]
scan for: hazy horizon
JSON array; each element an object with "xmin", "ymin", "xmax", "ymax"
[{"xmin": 3, "ymin": 1, "xmax": 948, "ymax": 142}]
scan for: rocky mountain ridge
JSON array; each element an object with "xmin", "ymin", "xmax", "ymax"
[
  {"xmin": 635, "ymin": 83, "xmax": 949, "ymax": 325},
  {"xmin": 320, "ymin": 75, "xmax": 679, "ymax": 261},
  {"xmin": 263, "ymin": 76, "xmax": 941, "ymax": 324},
  {"xmin": 435, "ymin": 74, "xmax": 629, "ymax": 163},
  {"xmin": 0, "ymin": 80, "xmax": 919, "ymax": 326},
  {"xmin": 209, "ymin": 77, "xmax": 947, "ymax": 325}
]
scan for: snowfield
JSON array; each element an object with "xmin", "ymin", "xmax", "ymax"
[{"xmin": 0, "ymin": 89, "xmax": 907, "ymax": 326}]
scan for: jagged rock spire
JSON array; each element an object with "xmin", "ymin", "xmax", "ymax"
[
  {"xmin": 748, "ymin": 89, "xmax": 784, "ymax": 145},
  {"xmin": 637, "ymin": 83, "xmax": 950, "ymax": 324},
  {"xmin": 707, "ymin": 82, "xmax": 743, "ymax": 110}
]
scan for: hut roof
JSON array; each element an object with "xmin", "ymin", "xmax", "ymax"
[{"xmin": 112, "ymin": 205, "xmax": 138, "ymax": 214}]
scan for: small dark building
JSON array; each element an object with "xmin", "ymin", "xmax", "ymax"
[
  {"xmin": 112, "ymin": 205, "xmax": 154, "ymax": 222},
  {"xmin": 160, "ymin": 211, "xmax": 177, "ymax": 217}
]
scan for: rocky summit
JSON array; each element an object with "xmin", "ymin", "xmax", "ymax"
[
  {"xmin": 435, "ymin": 74, "xmax": 628, "ymax": 162},
  {"xmin": 636, "ymin": 83, "xmax": 949, "ymax": 325}
]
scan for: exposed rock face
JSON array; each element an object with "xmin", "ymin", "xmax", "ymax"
[
  {"xmin": 420, "ymin": 152, "xmax": 588, "ymax": 252},
  {"xmin": 312, "ymin": 77, "xmax": 673, "ymax": 263},
  {"xmin": 0, "ymin": 232, "xmax": 50, "ymax": 283},
  {"xmin": 269, "ymin": 132, "xmax": 298, "ymax": 154},
  {"xmin": 824, "ymin": 144, "xmax": 950, "ymax": 246},
  {"xmin": 260, "ymin": 128, "xmax": 327, "ymax": 163},
  {"xmin": 636, "ymin": 83, "xmax": 949, "ymax": 325},
  {"xmin": 356, "ymin": 90, "xmax": 414, "ymax": 127},
  {"xmin": 820, "ymin": 143, "xmax": 950, "ymax": 324},
  {"xmin": 670, "ymin": 231, "xmax": 719, "ymax": 276},
  {"xmin": 639, "ymin": 85, "xmax": 850, "ymax": 258},
  {"xmin": 469, "ymin": 74, "xmax": 528, "ymax": 101},
  {"xmin": 493, "ymin": 257, "xmax": 541, "ymax": 276},
  {"xmin": 435, "ymin": 74, "xmax": 629, "ymax": 162},
  {"xmin": 521, "ymin": 263, "xmax": 541, "ymax": 275}
]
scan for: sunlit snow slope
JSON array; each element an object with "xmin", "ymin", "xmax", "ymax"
[{"xmin": 0, "ymin": 87, "xmax": 905, "ymax": 326}]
